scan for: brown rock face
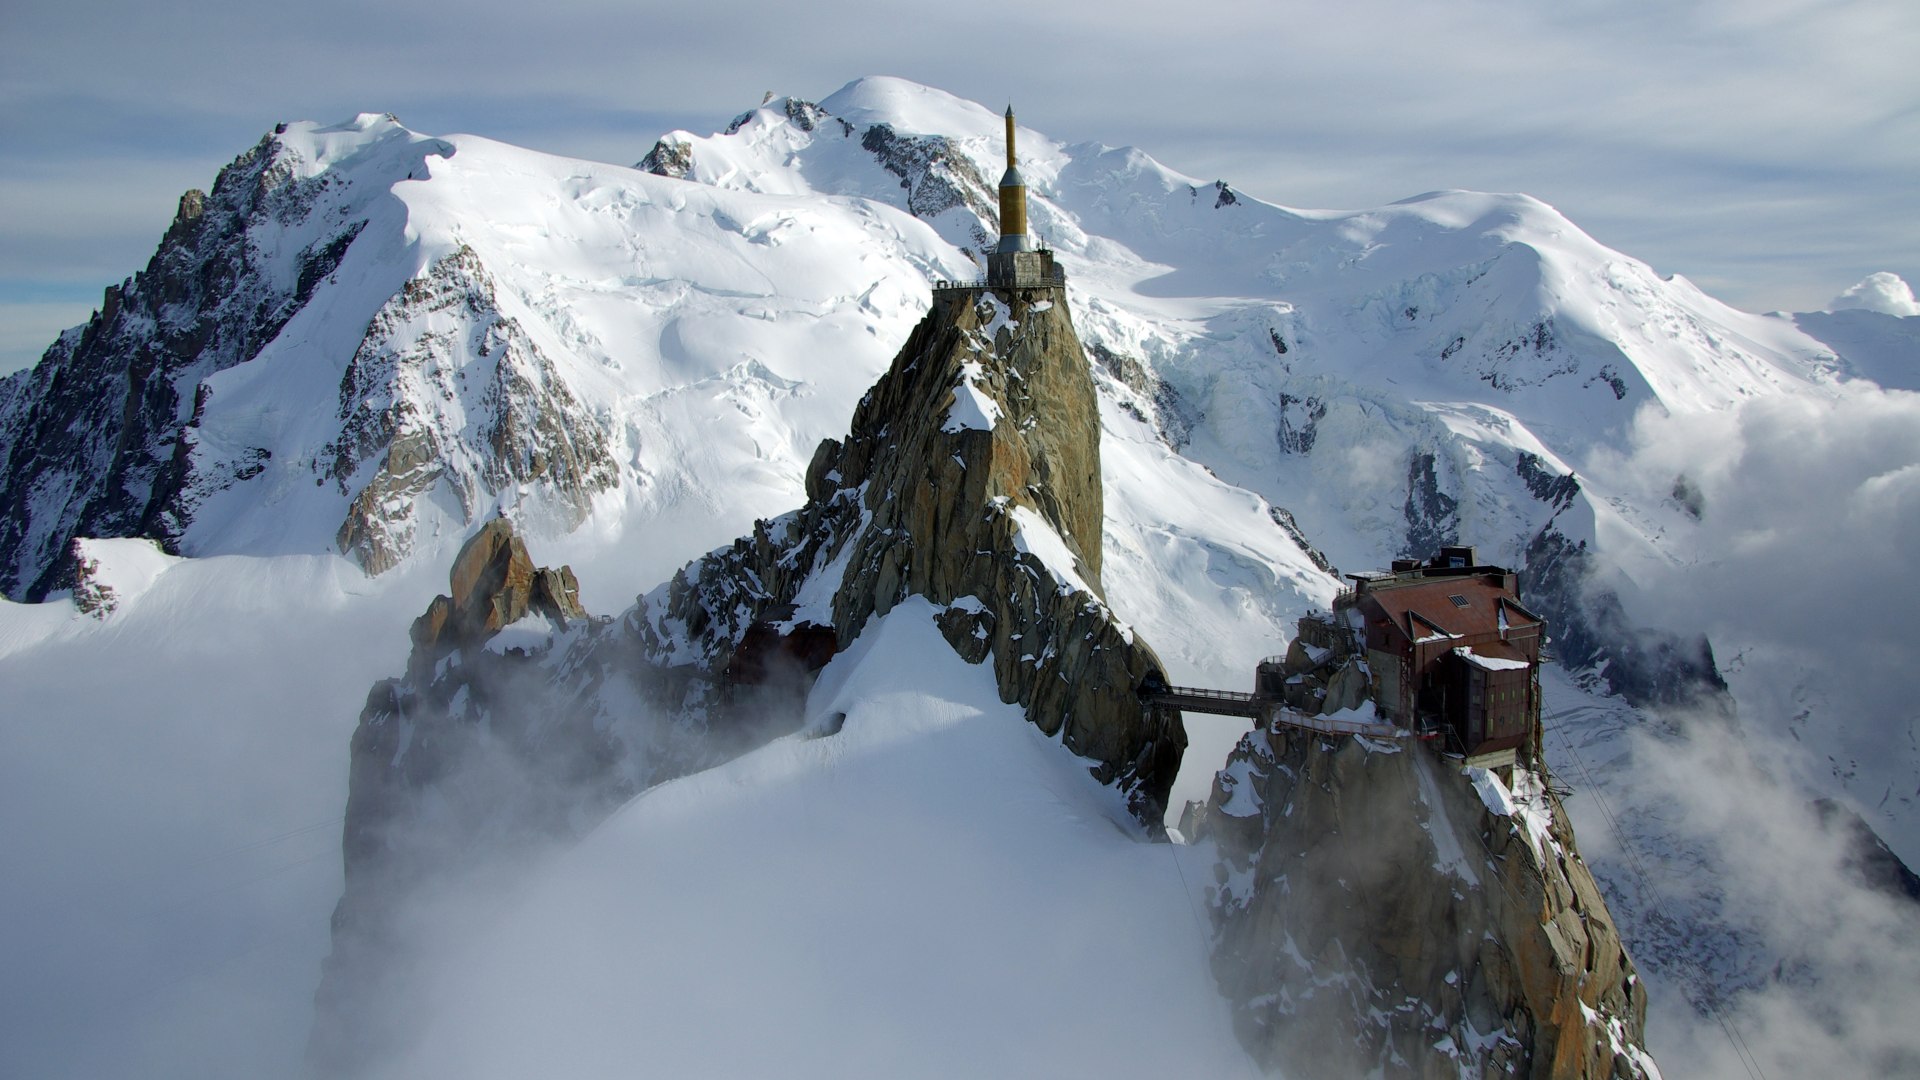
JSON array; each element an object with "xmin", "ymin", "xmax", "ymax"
[
  {"xmin": 407, "ymin": 516, "xmax": 584, "ymax": 676},
  {"xmin": 314, "ymin": 285, "xmax": 1193, "ymax": 1072},
  {"xmin": 1198, "ymin": 727, "xmax": 1656, "ymax": 1079},
  {"xmin": 637, "ymin": 284, "xmax": 1185, "ymax": 824}
]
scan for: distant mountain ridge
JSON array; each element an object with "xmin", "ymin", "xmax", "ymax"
[{"xmin": 1, "ymin": 78, "xmax": 1848, "ymax": 607}]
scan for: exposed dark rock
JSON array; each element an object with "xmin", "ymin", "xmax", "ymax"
[
  {"xmin": 326, "ymin": 245, "xmax": 617, "ymax": 574},
  {"xmin": 1088, "ymin": 340, "xmax": 1192, "ymax": 449},
  {"xmin": 1276, "ymin": 392, "xmax": 1324, "ymax": 454},
  {"xmin": 1201, "ymin": 726, "xmax": 1656, "ymax": 1078},
  {"xmin": 1518, "ymin": 450, "xmax": 1581, "ymax": 511},
  {"xmin": 1403, "ymin": 450, "xmax": 1460, "ymax": 557},
  {"xmin": 0, "ymin": 130, "xmax": 373, "ymax": 599},
  {"xmin": 312, "ymin": 521, "xmax": 688, "ymax": 1076},
  {"xmin": 859, "ymin": 122, "xmax": 999, "ymax": 226},
  {"xmin": 315, "ymin": 282, "xmax": 1195, "ymax": 1069},
  {"xmin": 1522, "ymin": 528, "xmax": 1731, "ymax": 714},
  {"xmin": 1588, "ymin": 365, "xmax": 1629, "ymax": 400},
  {"xmin": 67, "ymin": 539, "xmax": 118, "ymax": 619},
  {"xmin": 637, "ymin": 137, "xmax": 695, "ymax": 178},
  {"xmin": 1812, "ymin": 798, "xmax": 1920, "ymax": 905},
  {"xmin": 1669, "ymin": 474, "xmax": 1704, "ymax": 521},
  {"xmin": 636, "ymin": 284, "xmax": 1186, "ymax": 825},
  {"xmin": 1267, "ymin": 505, "xmax": 1339, "ymax": 578}
]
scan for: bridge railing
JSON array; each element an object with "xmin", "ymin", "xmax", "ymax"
[
  {"xmin": 1149, "ymin": 684, "xmax": 1407, "ymax": 740},
  {"xmin": 1158, "ymin": 685, "xmax": 1256, "ymax": 705}
]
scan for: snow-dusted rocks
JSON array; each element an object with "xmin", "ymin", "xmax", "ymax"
[
  {"xmin": 637, "ymin": 281, "xmax": 1185, "ymax": 823},
  {"xmin": 0, "ymin": 103, "xmax": 964, "ymax": 606},
  {"xmin": 314, "ymin": 520, "xmax": 660, "ymax": 1075},
  {"xmin": 1183, "ymin": 601, "xmax": 1654, "ymax": 1077},
  {"xmin": 328, "ymin": 247, "xmax": 617, "ymax": 574},
  {"xmin": 65, "ymin": 537, "xmax": 183, "ymax": 618},
  {"xmin": 10, "ymin": 74, "xmax": 1918, "ymax": 1079},
  {"xmin": 0, "ymin": 122, "xmax": 422, "ymax": 598},
  {"xmin": 316, "ymin": 279, "xmax": 1191, "ymax": 1069},
  {"xmin": 1198, "ymin": 725, "xmax": 1654, "ymax": 1079}
]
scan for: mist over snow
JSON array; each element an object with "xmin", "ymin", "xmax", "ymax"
[
  {"xmin": 364, "ymin": 600, "xmax": 1254, "ymax": 1079},
  {"xmin": 1560, "ymin": 708, "xmax": 1920, "ymax": 1078},
  {"xmin": 1588, "ymin": 381, "xmax": 1920, "ymax": 863},
  {"xmin": 0, "ymin": 555, "xmax": 447, "ymax": 1080}
]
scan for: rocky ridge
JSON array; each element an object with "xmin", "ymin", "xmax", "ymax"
[
  {"xmin": 0, "ymin": 132, "xmax": 370, "ymax": 599},
  {"xmin": 642, "ymin": 92, "xmax": 1001, "ymax": 255},
  {"xmin": 312, "ymin": 519, "xmax": 693, "ymax": 1075},
  {"xmin": 1198, "ymin": 726, "xmax": 1654, "ymax": 1078},
  {"xmin": 633, "ymin": 282, "xmax": 1185, "ymax": 822}
]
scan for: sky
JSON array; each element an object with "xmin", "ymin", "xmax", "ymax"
[{"xmin": 3, "ymin": 0, "xmax": 1916, "ymax": 374}]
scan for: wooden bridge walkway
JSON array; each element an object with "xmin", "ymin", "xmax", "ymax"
[{"xmin": 1145, "ymin": 684, "xmax": 1406, "ymax": 739}]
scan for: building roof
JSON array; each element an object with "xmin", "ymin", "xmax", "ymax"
[{"xmin": 1354, "ymin": 574, "xmax": 1540, "ymax": 643}]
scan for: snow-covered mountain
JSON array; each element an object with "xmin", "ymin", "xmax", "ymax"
[{"xmin": 2, "ymin": 76, "xmax": 1915, "ymax": 1079}]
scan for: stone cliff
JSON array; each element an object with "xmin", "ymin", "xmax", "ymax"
[
  {"xmin": 634, "ymin": 282, "xmax": 1185, "ymax": 823},
  {"xmin": 1190, "ymin": 621, "xmax": 1658, "ymax": 1077},
  {"xmin": 326, "ymin": 246, "xmax": 618, "ymax": 574}
]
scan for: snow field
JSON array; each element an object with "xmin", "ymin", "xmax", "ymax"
[{"xmin": 373, "ymin": 600, "xmax": 1254, "ymax": 1079}]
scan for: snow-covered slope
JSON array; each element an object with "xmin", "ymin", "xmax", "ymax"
[
  {"xmin": 365, "ymin": 598, "xmax": 1254, "ymax": 1079},
  {"xmin": 0, "ymin": 111, "xmax": 969, "ymax": 604}
]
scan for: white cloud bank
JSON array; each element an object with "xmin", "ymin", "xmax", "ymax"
[
  {"xmin": 1593, "ymin": 380, "xmax": 1920, "ymax": 776},
  {"xmin": 1570, "ymin": 375, "xmax": 1920, "ymax": 1076},
  {"xmin": 1829, "ymin": 271, "xmax": 1920, "ymax": 317}
]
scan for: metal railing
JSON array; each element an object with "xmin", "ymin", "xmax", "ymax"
[{"xmin": 1147, "ymin": 684, "xmax": 1407, "ymax": 740}]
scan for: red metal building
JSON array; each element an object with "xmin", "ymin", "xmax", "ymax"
[{"xmin": 1335, "ymin": 546, "xmax": 1544, "ymax": 764}]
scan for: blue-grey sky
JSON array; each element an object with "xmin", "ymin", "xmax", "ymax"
[{"xmin": 3, "ymin": 0, "xmax": 1915, "ymax": 373}]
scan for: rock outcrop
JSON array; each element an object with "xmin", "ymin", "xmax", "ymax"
[
  {"xmin": 314, "ymin": 280, "xmax": 1188, "ymax": 1071},
  {"xmin": 635, "ymin": 283, "xmax": 1185, "ymax": 823},
  {"xmin": 640, "ymin": 93, "xmax": 1000, "ymax": 253},
  {"xmin": 1199, "ymin": 730, "xmax": 1655, "ymax": 1078},
  {"xmin": 326, "ymin": 246, "xmax": 618, "ymax": 574},
  {"xmin": 312, "ymin": 519, "xmax": 689, "ymax": 1076},
  {"xmin": 1191, "ymin": 607, "xmax": 1657, "ymax": 1077}
]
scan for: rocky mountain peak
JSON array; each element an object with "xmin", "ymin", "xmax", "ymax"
[
  {"xmin": 0, "ymin": 121, "xmax": 381, "ymax": 599},
  {"xmin": 407, "ymin": 517, "xmax": 585, "ymax": 673},
  {"xmin": 328, "ymin": 244, "xmax": 618, "ymax": 575},
  {"xmin": 637, "ymin": 280, "xmax": 1184, "ymax": 822}
]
